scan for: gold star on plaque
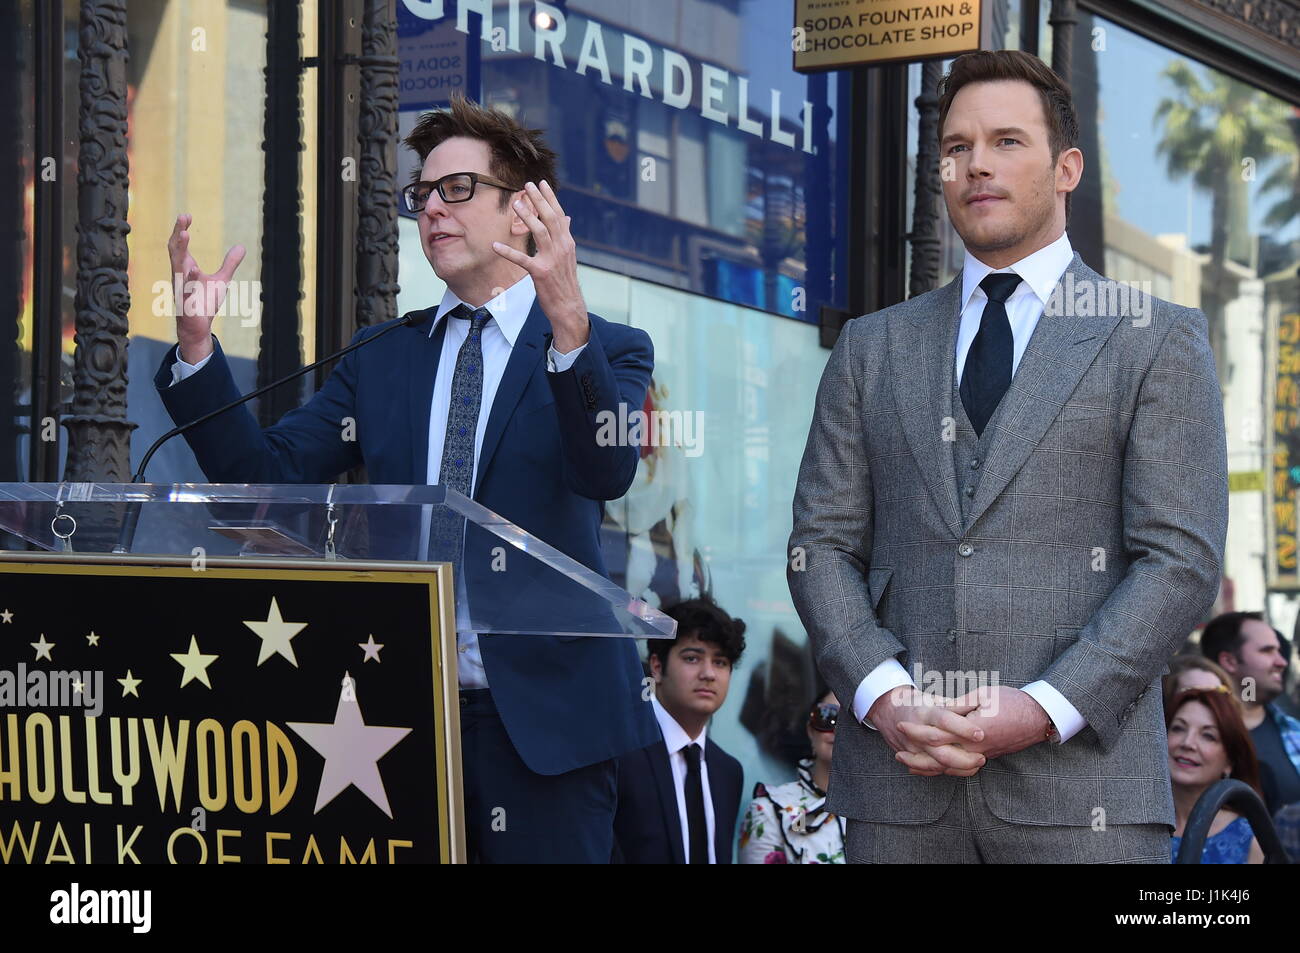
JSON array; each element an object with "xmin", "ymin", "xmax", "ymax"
[
  {"xmin": 117, "ymin": 670, "xmax": 142, "ymax": 698},
  {"xmin": 86, "ymin": 631, "xmax": 100, "ymax": 646},
  {"xmin": 170, "ymin": 635, "xmax": 218, "ymax": 689},
  {"xmin": 1, "ymin": 608, "xmax": 12, "ymax": 623},
  {"xmin": 31, "ymin": 633, "xmax": 54, "ymax": 661},
  {"xmin": 242, "ymin": 596, "xmax": 309, "ymax": 667}
]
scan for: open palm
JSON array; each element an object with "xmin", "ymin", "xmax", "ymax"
[{"xmin": 168, "ymin": 212, "xmax": 245, "ymax": 361}]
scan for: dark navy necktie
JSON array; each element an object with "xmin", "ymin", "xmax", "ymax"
[
  {"xmin": 684, "ymin": 743, "xmax": 708, "ymax": 864},
  {"xmin": 959, "ymin": 272, "xmax": 1022, "ymax": 436}
]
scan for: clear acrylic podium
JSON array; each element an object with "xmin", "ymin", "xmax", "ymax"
[{"xmin": 0, "ymin": 483, "xmax": 675, "ymax": 641}]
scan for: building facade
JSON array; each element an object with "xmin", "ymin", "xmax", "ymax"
[{"xmin": 5, "ymin": 0, "xmax": 1299, "ymax": 858}]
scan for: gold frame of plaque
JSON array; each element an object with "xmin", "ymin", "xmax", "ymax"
[{"xmin": 0, "ymin": 553, "xmax": 464, "ymax": 864}]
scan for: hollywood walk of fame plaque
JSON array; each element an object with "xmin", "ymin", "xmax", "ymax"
[{"xmin": 0, "ymin": 553, "xmax": 462, "ymax": 863}]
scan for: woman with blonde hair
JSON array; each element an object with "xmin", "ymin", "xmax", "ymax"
[{"xmin": 1163, "ymin": 654, "xmax": 1237, "ymax": 714}]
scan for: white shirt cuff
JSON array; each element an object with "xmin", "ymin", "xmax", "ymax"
[
  {"xmin": 546, "ymin": 342, "xmax": 586, "ymax": 373},
  {"xmin": 852, "ymin": 658, "xmax": 915, "ymax": 729},
  {"xmin": 170, "ymin": 344, "xmax": 213, "ymax": 386},
  {"xmin": 1021, "ymin": 680, "xmax": 1086, "ymax": 743}
]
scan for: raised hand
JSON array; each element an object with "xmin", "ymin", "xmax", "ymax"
[
  {"xmin": 168, "ymin": 213, "xmax": 246, "ymax": 364},
  {"xmin": 490, "ymin": 180, "xmax": 589, "ymax": 353}
]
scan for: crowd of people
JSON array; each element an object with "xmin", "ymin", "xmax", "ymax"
[
  {"xmin": 1162, "ymin": 612, "xmax": 1300, "ymax": 863},
  {"xmin": 622, "ymin": 601, "xmax": 1300, "ymax": 864}
]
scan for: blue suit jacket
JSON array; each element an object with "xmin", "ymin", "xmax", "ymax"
[
  {"xmin": 612, "ymin": 734, "xmax": 743, "ymax": 864},
  {"xmin": 154, "ymin": 300, "xmax": 660, "ymax": 775}
]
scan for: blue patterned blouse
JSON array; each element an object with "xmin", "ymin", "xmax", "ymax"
[{"xmin": 1171, "ymin": 816, "xmax": 1254, "ymax": 864}]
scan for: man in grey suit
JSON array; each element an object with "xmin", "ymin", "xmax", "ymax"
[{"xmin": 788, "ymin": 50, "xmax": 1228, "ymax": 863}]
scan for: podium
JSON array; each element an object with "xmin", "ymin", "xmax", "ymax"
[{"xmin": 0, "ymin": 483, "xmax": 674, "ymax": 864}]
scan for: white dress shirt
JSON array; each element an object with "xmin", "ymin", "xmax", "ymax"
[
  {"xmin": 852, "ymin": 231, "xmax": 1086, "ymax": 744},
  {"xmin": 170, "ymin": 273, "xmax": 587, "ymax": 690},
  {"xmin": 651, "ymin": 694, "xmax": 717, "ymax": 863}
]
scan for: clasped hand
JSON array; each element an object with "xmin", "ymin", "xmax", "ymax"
[{"xmin": 868, "ymin": 685, "xmax": 1051, "ymax": 777}]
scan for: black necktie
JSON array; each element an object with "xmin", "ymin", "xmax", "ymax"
[
  {"xmin": 684, "ymin": 743, "xmax": 708, "ymax": 864},
  {"xmin": 959, "ymin": 272, "xmax": 1022, "ymax": 436}
]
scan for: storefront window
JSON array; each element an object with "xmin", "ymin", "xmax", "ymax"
[
  {"xmin": 398, "ymin": 0, "xmax": 852, "ymax": 323},
  {"xmin": 117, "ymin": 1, "xmax": 319, "ymax": 482},
  {"xmin": 395, "ymin": 1, "xmax": 849, "ymax": 793},
  {"xmin": 1074, "ymin": 16, "xmax": 1297, "ymax": 631},
  {"xmin": 4, "ymin": 2, "xmax": 34, "ymax": 482}
]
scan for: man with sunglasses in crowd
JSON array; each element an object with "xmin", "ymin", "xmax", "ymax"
[
  {"xmin": 156, "ymin": 92, "xmax": 658, "ymax": 863},
  {"xmin": 613, "ymin": 597, "xmax": 746, "ymax": 863}
]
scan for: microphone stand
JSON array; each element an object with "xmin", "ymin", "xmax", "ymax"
[{"xmin": 113, "ymin": 313, "xmax": 421, "ymax": 553}]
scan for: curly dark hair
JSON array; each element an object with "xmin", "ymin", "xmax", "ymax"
[
  {"xmin": 647, "ymin": 595, "xmax": 747, "ymax": 673},
  {"xmin": 807, "ymin": 682, "xmax": 834, "ymax": 717}
]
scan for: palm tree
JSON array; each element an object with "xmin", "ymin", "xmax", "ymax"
[
  {"xmin": 1153, "ymin": 62, "xmax": 1293, "ymax": 368},
  {"xmin": 1260, "ymin": 106, "xmax": 1300, "ymax": 236}
]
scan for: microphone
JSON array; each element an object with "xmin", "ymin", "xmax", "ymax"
[{"xmin": 113, "ymin": 312, "xmax": 423, "ymax": 553}]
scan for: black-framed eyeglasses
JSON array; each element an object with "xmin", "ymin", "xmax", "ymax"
[
  {"xmin": 402, "ymin": 172, "xmax": 521, "ymax": 212},
  {"xmin": 809, "ymin": 703, "xmax": 840, "ymax": 733}
]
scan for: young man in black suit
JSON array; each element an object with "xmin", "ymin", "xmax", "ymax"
[{"xmin": 613, "ymin": 597, "xmax": 746, "ymax": 863}]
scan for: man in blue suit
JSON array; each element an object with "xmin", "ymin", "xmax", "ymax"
[
  {"xmin": 613, "ymin": 597, "xmax": 745, "ymax": 863},
  {"xmin": 156, "ymin": 93, "xmax": 658, "ymax": 862}
]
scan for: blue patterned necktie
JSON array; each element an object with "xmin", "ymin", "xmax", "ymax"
[
  {"xmin": 429, "ymin": 304, "xmax": 491, "ymax": 564},
  {"xmin": 959, "ymin": 272, "xmax": 1022, "ymax": 436},
  {"xmin": 439, "ymin": 304, "xmax": 492, "ymax": 495}
]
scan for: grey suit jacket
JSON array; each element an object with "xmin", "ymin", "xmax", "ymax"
[{"xmin": 787, "ymin": 253, "xmax": 1228, "ymax": 828}]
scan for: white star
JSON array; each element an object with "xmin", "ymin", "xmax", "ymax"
[
  {"xmin": 288, "ymin": 673, "xmax": 411, "ymax": 818},
  {"xmin": 242, "ymin": 597, "xmax": 308, "ymax": 667},
  {"xmin": 1, "ymin": 608, "xmax": 12, "ymax": 623},
  {"xmin": 31, "ymin": 634, "xmax": 54, "ymax": 661},
  {"xmin": 73, "ymin": 679, "xmax": 84, "ymax": 694},
  {"xmin": 86, "ymin": 631, "xmax": 100, "ymax": 646},
  {"xmin": 358, "ymin": 634, "xmax": 384, "ymax": 663},
  {"xmin": 170, "ymin": 635, "xmax": 219, "ymax": 689},
  {"xmin": 117, "ymin": 670, "xmax": 142, "ymax": 698}
]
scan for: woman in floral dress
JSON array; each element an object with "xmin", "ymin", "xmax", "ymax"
[{"xmin": 739, "ymin": 691, "xmax": 847, "ymax": 864}]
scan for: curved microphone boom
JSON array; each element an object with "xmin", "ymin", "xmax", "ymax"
[{"xmin": 114, "ymin": 312, "xmax": 422, "ymax": 553}]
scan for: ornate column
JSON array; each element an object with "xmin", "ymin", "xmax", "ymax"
[
  {"xmin": 355, "ymin": 0, "xmax": 399, "ymax": 328},
  {"xmin": 1069, "ymin": 9, "xmax": 1106, "ymax": 271},
  {"xmin": 1049, "ymin": 0, "xmax": 1078, "ymax": 81},
  {"xmin": 907, "ymin": 60, "xmax": 943, "ymax": 298},
  {"xmin": 64, "ymin": 0, "xmax": 136, "ymax": 481},
  {"xmin": 0, "ymin": 2, "xmax": 23, "ymax": 482},
  {"xmin": 259, "ymin": 0, "xmax": 305, "ymax": 426}
]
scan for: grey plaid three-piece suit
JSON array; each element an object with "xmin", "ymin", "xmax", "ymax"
[{"xmin": 788, "ymin": 253, "xmax": 1228, "ymax": 861}]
